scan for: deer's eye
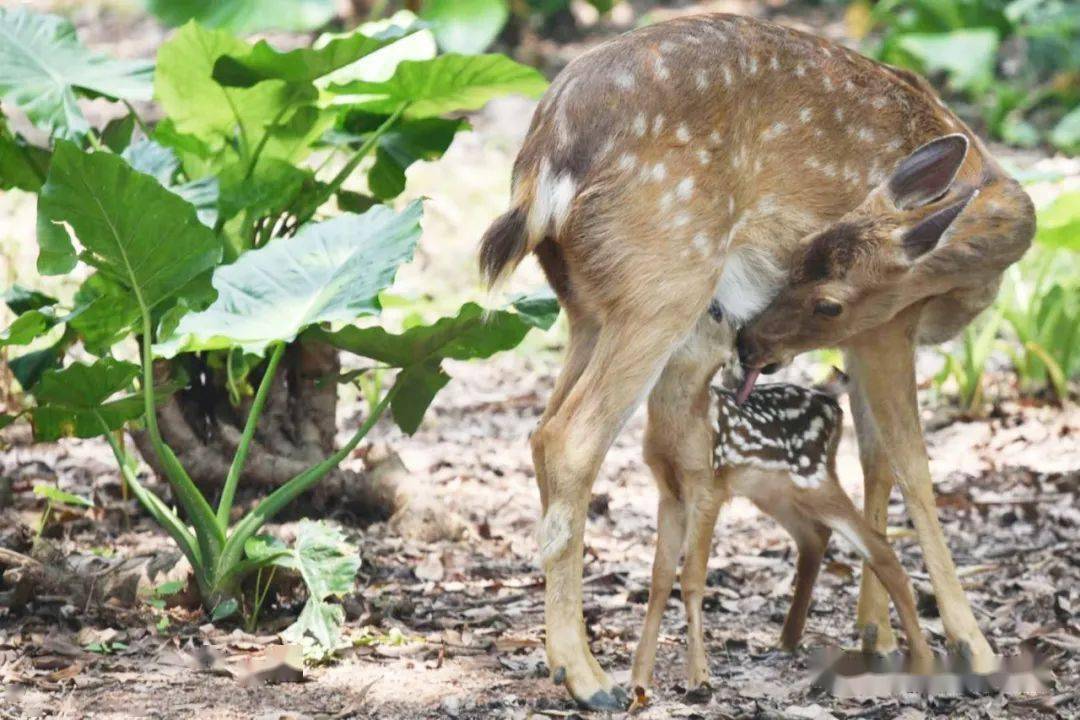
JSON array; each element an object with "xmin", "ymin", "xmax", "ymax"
[{"xmin": 813, "ymin": 299, "xmax": 843, "ymax": 318}]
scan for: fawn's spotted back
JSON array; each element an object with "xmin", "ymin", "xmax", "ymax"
[{"xmin": 711, "ymin": 384, "xmax": 841, "ymax": 488}]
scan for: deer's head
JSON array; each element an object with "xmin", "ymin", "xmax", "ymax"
[{"xmin": 735, "ymin": 134, "xmax": 999, "ymax": 399}]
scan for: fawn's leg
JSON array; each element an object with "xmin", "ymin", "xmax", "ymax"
[
  {"xmin": 630, "ymin": 482, "xmax": 686, "ymax": 690},
  {"xmin": 775, "ymin": 515, "xmax": 830, "ymax": 652},
  {"xmin": 845, "ymin": 367, "xmax": 899, "ymax": 653},
  {"xmin": 823, "ymin": 492, "xmax": 933, "ymax": 668},
  {"xmin": 534, "ymin": 315, "xmax": 698, "ymax": 710},
  {"xmin": 680, "ymin": 484, "xmax": 724, "ymax": 690},
  {"xmin": 846, "ymin": 307, "xmax": 993, "ymax": 670}
]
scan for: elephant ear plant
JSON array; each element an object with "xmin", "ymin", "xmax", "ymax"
[{"xmin": 0, "ymin": 7, "xmax": 554, "ymax": 647}]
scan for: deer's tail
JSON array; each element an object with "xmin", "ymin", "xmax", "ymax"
[{"xmin": 478, "ymin": 205, "xmax": 531, "ymax": 288}]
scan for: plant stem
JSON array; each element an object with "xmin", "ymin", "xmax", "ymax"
[
  {"xmin": 217, "ymin": 381, "xmax": 401, "ymax": 582},
  {"xmin": 293, "ymin": 103, "xmax": 408, "ymax": 224},
  {"xmin": 137, "ymin": 307, "xmax": 224, "ymax": 564},
  {"xmin": 121, "ymin": 99, "xmax": 152, "ymax": 139},
  {"xmin": 217, "ymin": 342, "xmax": 286, "ymax": 528}
]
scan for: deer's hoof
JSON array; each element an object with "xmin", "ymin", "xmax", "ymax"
[
  {"xmin": 578, "ymin": 686, "xmax": 629, "ymax": 711},
  {"xmin": 684, "ymin": 682, "xmax": 713, "ymax": 704}
]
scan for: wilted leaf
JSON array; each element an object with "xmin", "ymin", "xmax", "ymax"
[
  {"xmin": 155, "ymin": 202, "xmax": 422, "ymax": 356},
  {"xmin": 146, "ymin": 0, "xmax": 337, "ymax": 34},
  {"xmin": 281, "ymin": 598, "xmax": 345, "ymax": 659},
  {"xmin": 327, "ymin": 53, "xmax": 548, "ymax": 119},
  {"xmin": 0, "ymin": 8, "xmax": 153, "ymax": 137},
  {"xmin": 420, "ymin": 0, "xmax": 509, "ymax": 55},
  {"xmin": 38, "ymin": 141, "xmax": 222, "ymax": 311}
]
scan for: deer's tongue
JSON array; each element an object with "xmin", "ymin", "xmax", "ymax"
[{"xmin": 735, "ymin": 368, "xmax": 761, "ymax": 406}]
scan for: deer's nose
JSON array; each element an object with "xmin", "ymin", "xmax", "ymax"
[{"xmin": 736, "ymin": 330, "xmax": 761, "ymax": 368}]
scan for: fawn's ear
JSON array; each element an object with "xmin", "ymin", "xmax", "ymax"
[
  {"xmin": 900, "ymin": 190, "xmax": 976, "ymax": 260},
  {"xmin": 888, "ymin": 134, "xmax": 969, "ymax": 210}
]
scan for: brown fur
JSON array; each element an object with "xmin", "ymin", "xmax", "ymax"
[{"xmin": 478, "ymin": 13, "xmax": 1033, "ymax": 707}]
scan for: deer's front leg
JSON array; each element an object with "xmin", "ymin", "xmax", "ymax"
[{"xmin": 846, "ymin": 309, "xmax": 995, "ymax": 670}]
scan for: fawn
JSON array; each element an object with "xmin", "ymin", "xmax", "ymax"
[
  {"xmin": 479, "ymin": 12, "xmax": 1033, "ymax": 708},
  {"xmin": 630, "ymin": 311, "xmax": 931, "ymax": 693}
]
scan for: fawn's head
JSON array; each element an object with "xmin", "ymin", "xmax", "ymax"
[{"xmin": 735, "ymin": 134, "xmax": 996, "ymax": 395}]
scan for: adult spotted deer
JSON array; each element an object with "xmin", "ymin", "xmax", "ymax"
[
  {"xmin": 630, "ymin": 312, "xmax": 932, "ymax": 692},
  {"xmin": 479, "ymin": 13, "xmax": 1034, "ymax": 709}
]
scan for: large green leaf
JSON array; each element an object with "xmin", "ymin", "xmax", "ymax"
[
  {"xmin": 314, "ymin": 293, "xmax": 558, "ymax": 433},
  {"xmin": 38, "ymin": 142, "xmax": 222, "ymax": 312},
  {"xmin": 28, "ymin": 359, "xmax": 142, "ymax": 441},
  {"xmin": 0, "ymin": 121, "xmax": 50, "ymax": 192},
  {"xmin": 155, "ymin": 202, "xmax": 422, "ymax": 357},
  {"xmin": 154, "ymin": 22, "xmax": 306, "ymax": 151},
  {"xmin": 145, "ymin": 0, "xmax": 336, "ymax": 34},
  {"xmin": 1050, "ymin": 105, "xmax": 1080, "ymax": 155},
  {"xmin": 420, "ymin": 0, "xmax": 509, "ymax": 55},
  {"xmin": 67, "ymin": 274, "xmax": 140, "ymax": 356},
  {"xmin": 327, "ymin": 53, "xmax": 548, "ymax": 119},
  {"xmin": 1036, "ymin": 191, "xmax": 1080, "ymax": 251},
  {"xmin": 0, "ymin": 308, "xmax": 59, "ymax": 347},
  {"xmin": 0, "ymin": 8, "xmax": 153, "ymax": 138},
  {"xmin": 212, "ymin": 25, "xmax": 414, "ymax": 88},
  {"xmin": 332, "ymin": 112, "xmax": 465, "ymax": 200},
  {"xmin": 122, "ymin": 139, "xmax": 219, "ymax": 226},
  {"xmin": 892, "ymin": 29, "xmax": 1000, "ymax": 93}
]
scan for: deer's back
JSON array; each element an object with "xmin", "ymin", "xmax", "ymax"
[{"xmin": 512, "ymin": 14, "xmax": 981, "ymax": 320}]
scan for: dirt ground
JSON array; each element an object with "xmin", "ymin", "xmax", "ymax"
[{"xmin": 2, "ymin": 1, "xmax": 1079, "ymax": 719}]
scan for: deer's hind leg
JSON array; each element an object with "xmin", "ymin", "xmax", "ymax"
[{"xmin": 534, "ymin": 301, "xmax": 710, "ymax": 709}]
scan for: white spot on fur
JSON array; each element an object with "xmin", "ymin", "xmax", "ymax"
[
  {"xmin": 795, "ymin": 64, "xmax": 806, "ymax": 77},
  {"xmin": 762, "ymin": 121, "xmax": 788, "ymax": 140},
  {"xmin": 653, "ymin": 56, "xmax": 670, "ymax": 80},
  {"xmin": 834, "ymin": 107, "xmax": 845, "ymax": 122},
  {"xmin": 527, "ymin": 159, "xmax": 576, "ymax": 240},
  {"xmin": 675, "ymin": 123, "xmax": 691, "ymax": 144},
  {"xmin": 659, "ymin": 191, "xmax": 674, "ymax": 212},
  {"xmin": 659, "ymin": 40, "xmax": 677, "ymax": 53},
  {"xmin": 871, "ymin": 96, "xmax": 887, "ymax": 109},
  {"xmin": 676, "ymin": 176, "xmax": 695, "ymax": 200},
  {"xmin": 692, "ymin": 232, "xmax": 710, "ymax": 254},
  {"xmin": 697, "ymin": 149, "xmax": 711, "ymax": 165},
  {"xmin": 821, "ymin": 162, "xmax": 838, "ymax": 178},
  {"xmin": 709, "ymin": 131, "xmax": 722, "ymax": 145},
  {"xmin": 614, "ymin": 71, "xmax": 635, "ymax": 91},
  {"xmin": 886, "ymin": 138, "xmax": 904, "ymax": 152},
  {"xmin": 712, "ymin": 244, "xmax": 786, "ymax": 325},
  {"xmin": 673, "ymin": 212, "xmax": 691, "ymax": 227},
  {"xmin": 618, "ymin": 153, "xmax": 637, "ymax": 171},
  {"xmin": 722, "ymin": 65, "xmax": 734, "ymax": 86},
  {"xmin": 855, "ymin": 127, "xmax": 875, "ymax": 143},
  {"xmin": 695, "ymin": 69, "xmax": 708, "ymax": 90},
  {"xmin": 770, "ymin": 55, "xmax": 780, "ymax": 71},
  {"xmin": 844, "ymin": 80, "xmax": 856, "ymax": 93},
  {"xmin": 651, "ymin": 162, "xmax": 667, "ymax": 182},
  {"xmin": 748, "ymin": 56, "xmax": 759, "ymax": 75},
  {"xmin": 823, "ymin": 76, "xmax": 834, "ymax": 91},
  {"xmin": 799, "ymin": 108, "xmax": 812, "ymax": 123},
  {"xmin": 652, "ymin": 114, "xmax": 666, "ymax": 136},
  {"xmin": 633, "ymin": 113, "xmax": 647, "ymax": 137}
]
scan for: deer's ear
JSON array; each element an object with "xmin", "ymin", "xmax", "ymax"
[
  {"xmin": 888, "ymin": 134, "xmax": 969, "ymax": 210},
  {"xmin": 900, "ymin": 191, "xmax": 975, "ymax": 260}
]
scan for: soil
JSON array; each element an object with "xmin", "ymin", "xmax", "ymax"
[{"xmin": 2, "ymin": 2, "xmax": 1078, "ymax": 719}]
